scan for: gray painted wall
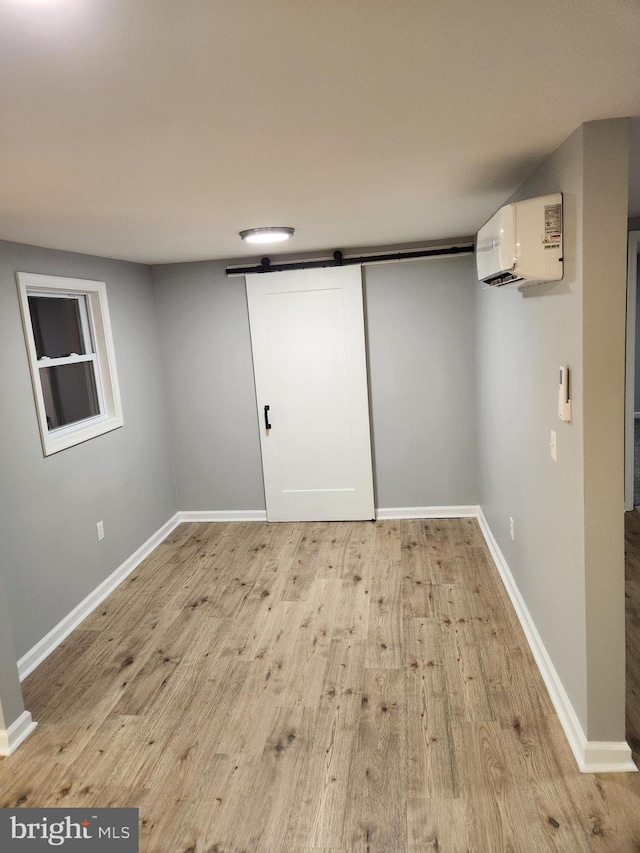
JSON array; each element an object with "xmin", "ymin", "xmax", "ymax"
[
  {"xmin": 581, "ymin": 120, "xmax": 628, "ymax": 740},
  {"xmin": 635, "ymin": 249, "xmax": 640, "ymax": 412},
  {"xmin": 0, "ymin": 241, "xmax": 177, "ymax": 661},
  {"xmin": 475, "ymin": 126, "xmax": 588, "ymax": 727},
  {"xmin": 475, "ymin": 119, "xmax": 628, "ymax": 741},
  {"xmin": 151, "ymin": 261, "xmax": 266, "ymax": 511},
  {"xmin": 0, "ymin": 569, "xmax": 25, "ymax": 731},
  {"xmin": 364, "ymin": 257, "xmax": 478, "ymax": 507},
  {"xmin": 152, "ymin": 256, "xmax": 479, "ymax": 511}
]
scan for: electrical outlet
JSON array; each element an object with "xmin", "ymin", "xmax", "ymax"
[
  {"xmin": 509, "ymin": 516, "xmax": 515, "ymax": 541},
  {"xmin": 97, "ymin": 520, "xmax": 105, "ymax": 541},
  {"xmin": 550, "ymin": 430, "xmax": 558, "ymax": 462}
]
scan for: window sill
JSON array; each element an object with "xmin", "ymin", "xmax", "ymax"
[{"xmin": 42, "ymin": 415, "xmax": 124, "ymax": 456}]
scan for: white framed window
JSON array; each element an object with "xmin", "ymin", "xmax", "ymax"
[{"xmin": 16, "ymin": 272, "xmax": 123, "ymax": 456}]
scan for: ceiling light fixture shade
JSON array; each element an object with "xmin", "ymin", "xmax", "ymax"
[{"xmin": 239, "ymin": 226, "xmax": 295, "ymax": 244}]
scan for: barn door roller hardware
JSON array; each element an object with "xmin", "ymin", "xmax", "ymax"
[{"xmin": 226, "ymin": 244, "xmax": 474, "ymax": 277}]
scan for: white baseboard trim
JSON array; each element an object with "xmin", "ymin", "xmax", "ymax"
[
  {"xmin": 0, "ymin": 711, "xmax": 37, "ymax": 756},
  {"xmin": 582, "ymin": 741, "xmax": 638, "ymax": 773},
  {"xmin": 17, "ymin": 513, "xmax": 182, "ymax": 681},
  {"xmin": 477, "ymin": 508, "xmax": 636, "ymax": 774},
  {"xmin": 179, "ymin": 508, "xmax": 482, "ymax": 522},
  {"xmin": 376, "ymin": 505, "xmax": 481, "ymax": 520},
  {"xmin": 178, "ymin": 510, "xmax": 267, "ymax": 522}
]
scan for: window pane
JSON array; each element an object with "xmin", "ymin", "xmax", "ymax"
[
  {"xmin": 28, "ymin": 295, "xmax": 89, "ymax": 359},
  {"xmin": 39, "ymin": 362, "xmax": 100, "ymax": 430}
]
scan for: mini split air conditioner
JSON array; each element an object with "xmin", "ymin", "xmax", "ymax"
[{"xmin": 476, "ymin": 193, "xmax": 563, "ymax": 287}]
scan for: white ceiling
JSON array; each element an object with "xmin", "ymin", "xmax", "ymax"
[{"xmin": 0, "ymin": 0, "xmax": 639, "ymax": 264}]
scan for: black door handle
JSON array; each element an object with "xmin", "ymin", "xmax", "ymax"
[{"xmin": 264, "ymin": 405, "xmax": 271, "ymax": 430}]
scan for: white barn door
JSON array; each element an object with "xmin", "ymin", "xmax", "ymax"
[{"xmin": 245, "ymin": 266, "xmax": 374, "ymax": 522}]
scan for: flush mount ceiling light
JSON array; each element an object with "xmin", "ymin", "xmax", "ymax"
[{"xmin": 239, "ymin": 227, "xmax": 295, "ymax": 244}]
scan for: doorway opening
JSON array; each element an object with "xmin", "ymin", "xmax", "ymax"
[{"xmin": 624, "ymin": 230, "xmax": 640, "ymax": 768}]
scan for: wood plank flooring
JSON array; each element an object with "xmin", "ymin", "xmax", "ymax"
[{"xmin": 2, "ymin": 518, "xmax": 640, "ymax": 852}]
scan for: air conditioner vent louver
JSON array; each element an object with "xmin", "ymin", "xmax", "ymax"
[{"xmin": 483, "ymin": 271, "xmax": 522, "ymax": 287}]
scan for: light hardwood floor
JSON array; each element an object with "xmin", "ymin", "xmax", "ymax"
[{"xmin": 2, "ymin": 518, "xmax": 640, "ymax": 852}]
